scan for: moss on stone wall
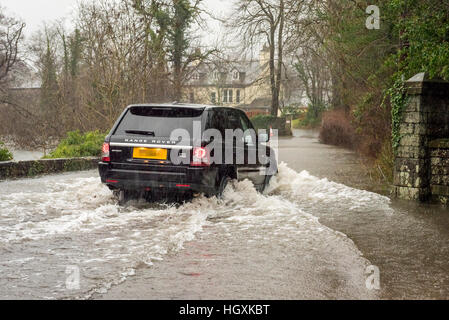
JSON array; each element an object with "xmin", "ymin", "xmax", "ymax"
[
  {"xmin": 27, "ymin": 161, "xmax": 45, "ymax": 177},
  {"xmin": 0, "ymin": 157, "xmax": 99, "ymax": 181}
]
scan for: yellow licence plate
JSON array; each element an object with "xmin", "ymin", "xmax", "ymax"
[{"xmin": 133, "ymin": 148, "xmax": 167, "ymax": 160}]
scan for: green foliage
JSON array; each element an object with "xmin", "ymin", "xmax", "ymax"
[
  {"xmin": 298, "ymin": 103, "xmax": 326, "ymax": 128},
  {"xmin": 381, "ymin": 0, "xmax": 449, "ymax": 156},
  {"xmin": 70, "ymin": 29, "xmax": 83, "ymax": 77},
  {"xmin": 292, "ymin": 118, "xmax": 303, "ymax": 129},
  {"xmin": 318, "ymin": 0, "xmax": 448, "ymax": 171},
  {"xmin": 280, "ymin": 104, "xmax": 305, "ymax": 117},
  {"xmin": 63, "ymin": 159, "xmax": 94, "ymax": 172},
  {"xmin": 39, "ymin": 33, "xmax": 60, "ymax": 138},
  {"xmin": 387, "ymin": 0, "xmax": 449, "ymax": 81},
  {"xmin": 168, "ymin": 0, "xmax": 197, "ymax": 57},
  {"xmin": 385, "ymin": 76, "xmax": 408, "ymax": 153},
  {"xmin": 0, "ymin": 141, "xmax": 13, "ymax": 162},
  {"xmin": 41, "ymin": 37, "xmax": 59, "ymax": 101},
  {"xmin": 44, "ymin": 131, "xmax": 106, "ymax": 159},
  {"xmin": 62, "ymin": 28, "xmax": 83, "ymax": 78},
  {"xmin": 249, "ymin": 115, "xmax": 277, "ymax": 130},
  {"xmin": 134, "ymin": 0, "xmax": 201, "ymax": 100},
  {"xmin": 27, "ymin": 161, "xmax": 45, "ymax": 177}
]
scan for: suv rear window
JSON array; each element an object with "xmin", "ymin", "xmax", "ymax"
[{"xmin": 114, "ymin": 106, "xmax": 204, "ymax": 137}]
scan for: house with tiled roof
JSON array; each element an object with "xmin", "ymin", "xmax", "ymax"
[{"xmin": 182, "ymin": 46, "xmax": 304, "ymax": 116}]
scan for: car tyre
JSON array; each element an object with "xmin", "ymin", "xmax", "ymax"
[
  {"xmin": 259, "ymin": 160, "xmax": 278, "ymax": 194},
  {"xmin": 115, "ymin": 189, "xmax": 131, "ymax": 206},
  {"xmin": 216, "ymin": 175, "xmax": 232, "ymax": 199}
]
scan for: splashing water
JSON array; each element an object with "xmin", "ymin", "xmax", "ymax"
[{"xmin": 0, "ymin": 164, "xmax": 392, "ymax": 299}]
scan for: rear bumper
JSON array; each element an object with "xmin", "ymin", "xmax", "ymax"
[{"xmin": 98, "ymin": 162, "xmax": 218, "ymax": 194}]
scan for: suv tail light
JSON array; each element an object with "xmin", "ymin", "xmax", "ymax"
[
  {"xmin": 102, "ymin": 143, "xmax": 110, "ymax": 162},
  {"xmin": 191, "ymin": 147, "xmax": 210, "ymax": 167}
]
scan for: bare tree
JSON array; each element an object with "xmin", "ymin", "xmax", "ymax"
[
  {"xmin": 0, "ymin": 7, "xmax": 25, "ymax": 104},
  {"xmin": 2, "ymin": 0, "xmax": 223, "ymax": 148},
  {"xmin": 228, "ymin": 0, "xmax": 304, "ymax": 116}
]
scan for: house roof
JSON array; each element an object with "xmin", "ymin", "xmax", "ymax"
[
  {"xmin": 238, "ymin": 97, "xmax": 271, "ymax": 110},
  {"xmin": 185, "ymin": 60, "xmax": 268, "ymax": 87}
]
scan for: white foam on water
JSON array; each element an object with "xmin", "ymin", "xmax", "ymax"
[
  {"xmin": 267, "ymin": 162, "xmax": 394, "ymax": 214},
  {"xmin": 0, "ymin": 163, "xmax": 390, "ymax": 299},
  {"xmin": 211, "ymin": 176, "xmax": 369, "ymax": 261}
]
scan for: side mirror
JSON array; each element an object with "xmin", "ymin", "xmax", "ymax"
[{"xmin": 258, "ymin": 133, "xmax": 269, "ymax": 143}]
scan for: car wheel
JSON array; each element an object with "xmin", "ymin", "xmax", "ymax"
[
  {"xmin": 259, "ymin": 174, "xmax": 271, "ymax": 194},
  {"xmin": 116, "ymin": 189, "xmax": 130, "ymax": 206},
  {"xmin": 259, "ymin": 159, "xmax": 278, "ymax": 193},
  {"xmin": 216, "ymin": 175, "xmax": 232, "ymax": 198}
]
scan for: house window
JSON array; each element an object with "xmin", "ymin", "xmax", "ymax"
[
  {"xmin": 213, "ymin": 71, "xmax": 219, "ymax": 80},
  {"xmin": 192, "ymin": 73, "xmax": 200, "ymax": 80},
  {"xmin": 233, "ymin": 71, "xmax": 240, "ymax": 80},
  {"xmin": 222, "ymin": 89, "xmax": 233, "ymax": 103},
  {"xmin": 236, "ymin": 90, "xmax": 241, "ymax": 103},
  {"xmin": 211, "ymin": 92, "xmax": 216, "ymax": 104}
]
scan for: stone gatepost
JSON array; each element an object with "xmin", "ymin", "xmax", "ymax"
[
  {"xmin": 393, "ymin": 73, "xmax": 449, "ymax": 202},
  {"xmin": 394, "ymin": 73, "xmax": 449, "ymax": 201}
]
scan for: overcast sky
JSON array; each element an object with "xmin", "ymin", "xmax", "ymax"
[{"xmin": 1, "ymin": 0, "xmax": 233, "ymax": 43}]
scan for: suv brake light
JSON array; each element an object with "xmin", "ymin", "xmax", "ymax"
[
  {"xmin": 191, "ymin": 147, "xmax": 210, "ymax": 167},
  {"xmin": 102, "ymin": 143, "xmax": 110, "ymax": 162}
]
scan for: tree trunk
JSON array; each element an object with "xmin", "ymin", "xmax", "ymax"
[
  {"xmin": 269, "ymin": 26, "xmax": 277, "ymax": 117},
  {"xmin": 273, "ymin": 0, "xmax": 285, "ymax": 117},
  {"xmin": 172, "ymin": 0, "xmax": 184, "ymax": 102}
]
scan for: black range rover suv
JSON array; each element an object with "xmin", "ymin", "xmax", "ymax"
[{"xmin": 99, "ymin": 103, "xmax": 277, "ymax": 201}]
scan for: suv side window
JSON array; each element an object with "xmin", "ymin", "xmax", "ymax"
[
  {"xmin": 238, "ymin": 111, "xmax": 253, "ymax": 131},
  {"xmin": 207, "ymin": 109, "xmax": 227, "ymax": 137},
  {"xmin": 238, "ymin": 110, "xmax": 256, "ymax": 145},
  {"xmin": 228, "ymin": 109, "xmax": 255, "ymax": 145},
  {"xmin": 226, "ymin": 109, "xmax": 242, "ymax": 130}
]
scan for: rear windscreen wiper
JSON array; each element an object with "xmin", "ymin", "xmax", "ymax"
[{"xmin": 125, "ymin": 130, "xmax": 155, "ymax": 136}]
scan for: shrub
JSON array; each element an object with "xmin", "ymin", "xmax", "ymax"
[
  {"xmin": 280, "ymin": 104, "xmax": 305, "ymax": 118},
  {"xmin": 44, "ymin": 131, "xmax": 106, "ymax": 159},
  {"xmin": 319, "ymin": 110, "xmax": 358, "ymax": 149},
  {"xmin": 294, "ymin": 103, "xmax": 327, "ymax": 128},
  {"xmin": 372, "ymin": 140, "xmax": 394, "ymax": 184},
  {"xmin": 291, "ymin": 113, "xmax": 307, "ymax": 129},
  {"xmin": 292, "ymin": 118, "xmax": 301, "ymax": 129},
  {"xmin": 250, "ymin": 114, "xmax": 277, "ymax": 130},
  {"xmin": 0, "ymin": 141, "xmax": 13, "ymax": 161},
  {"xmin": 250, "ymin": 115, "xmax": 292, "ymax": 136},
  {"xmin": 298, "ymin": 115, "xmax": 321, "ymax": 128}
]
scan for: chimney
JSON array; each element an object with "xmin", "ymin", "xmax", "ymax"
[{"xmin": 192, "ymin": 48, "xmax": 202, "ymax": 67}]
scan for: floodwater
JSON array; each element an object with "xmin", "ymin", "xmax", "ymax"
[
  {"xmin": 282, "ymin": 130, "xmax": 449, "ymax": 299},
  {"xmin": 0, "ymin": 130, "xmax": 448, "ymax": 300}
]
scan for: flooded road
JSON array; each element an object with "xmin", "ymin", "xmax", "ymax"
[
  {"xmin": 0, "ymin": 130, "xmax": 448, "ymax": 299},
  {"xmin": 280, "ymin": 130, "xmax": 449, "ymax": 299}
]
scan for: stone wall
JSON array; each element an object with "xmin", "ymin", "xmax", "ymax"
[
  {"xmin": 429, "ymin": 139, "xmax": 449, "ymax": 204},
  {"xmin": 393, "ymin": 73, "xmax": 449, "ymax": 204},
  {"xmin": 0, "ymin": 157, "xmax": 99, "ymax": 181},
  {"xmin": 272, "ymin": 117, "xmax": 292, "ymax": 136}
]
